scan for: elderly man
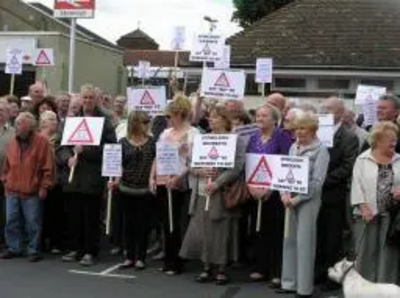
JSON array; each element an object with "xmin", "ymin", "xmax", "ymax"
[
  {"xmin": 315, "ymin": 97, "xmax": 359, "ymax": 291},
  {"xmin": 28, "ymin": 83, "xmax": 45, "ymax": 106},
  {"xmin": 55, "ymin": 92, "xmax": 71, "ymax": 124},
  {"xmin": 0, "ymin": 112, "xmax": 53, "ymax": 262},
  {"xmin": 266, "ymin": 92, "xmax": 286, "ymax": 114},
  {"xmin": 68, "ymin": 95, "xmax": 82, "ymax": 116},
  {"xmin": 343, "ymin": 109, "xmax": 368, "ymax": 152}
]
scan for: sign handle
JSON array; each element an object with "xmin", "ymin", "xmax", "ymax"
[
  {"xmin": 204, "ymin": 177, "xmax": 212, "ymax": 212},
  {"xmin": 9, "ymin": 74, "xmax": 15, "ymax": 95},
  {"xmin": 106, "ymin": 177, "xmax": 113, "ymax": 236},
  {"xmin": 174, "ymin": 50, "xmax": 179, "ymax": 76},
  {"xmin": 167, "ymin": 187, "xmax": 174, "ymax": 233},
  {"xmin": 284, "ymin": 208, "xmax": 291, "ymax": 238},
  {"xmin": 68, "ymin": 152, "xmax": 78, "ymax": 183},
  {"xmin": 68, "ymin": 18, "xmax": 77, "ymax": 93},
  {"xmin": 261, "ymin": 82, "xmax": 265, "ymax": 98},
  {"xmin": 256, "ymin": 198, "xmax": 262, "ymax": 232}
]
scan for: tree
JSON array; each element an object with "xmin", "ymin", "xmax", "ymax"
[{"xmin": 232, "ymin": 0, "xmax": 295, "ymax": 28}]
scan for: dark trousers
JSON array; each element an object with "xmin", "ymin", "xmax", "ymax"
[
  {"xmin": 119, "ymin": 190, "xmax": 152, "ymax": 262},
  {"xmin": 157, "ymin": 186, "xmax": 187, "ymax": 271},
  {"xmin": 316, "ymin": 202, "xmax": 346, "ymax": 280},
  {"xmin": 251, "ymin": 193, "xmax": 284, "ymax": 279},
  {"xmin": 110, "ymin": 190, "xmax": 124, "ymax": 248},
  {"xmin": 42, "ymin": 185, "xmax": 66, "ymax": 250},
  {"xmin": 66, "ymin": 193, "xmax": 101, "ymax": 256},
  {"xmin": 0, "ymin": 182, "xmax": 5, "ymax": 245}
]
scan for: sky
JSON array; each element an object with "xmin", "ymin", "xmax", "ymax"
[{"xmin": 30, "ymin": 0, "xmax": 241, "ymax": 50}]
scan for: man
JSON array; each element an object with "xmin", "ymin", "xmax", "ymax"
[
  {"xmin": 68, "ymin": 95, "xmax": 82, "ymax": 116},
  {"xmin": 20, "ymin": 96, "xmax": 32, "ymax": 112},
  {"xmin": 343, "ymin": 109, "xmax": 368, "ymax": 152},
  {"xmin": 28, "ymin": 83, "xmax": 45, "ymax": 106},
  {"xmin": 55, "ymin": 92, "xmax": 71, "ymax": 123},
  {"xmin": 0, "ymin": 112, "xmax": 53, "ymax": 262},
  {"xmin": 113, "ymin": 95, "xmax": 127, "ymax": 128},
  {"xmin": 316, "ymin": 97, "xmax": 359, "ymax": 291},
  {"xmin": 266, "ymin": 92, "xmax": 286, "ymax": 114}
]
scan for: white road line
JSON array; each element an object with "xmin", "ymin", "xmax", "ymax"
[
  {"xmin": 69, "ymin": 270, "xmax": 136, "ymax": 279},
  {"xmin": 99, "ymin": 264, "xmax": 121, "ymax": 275}
]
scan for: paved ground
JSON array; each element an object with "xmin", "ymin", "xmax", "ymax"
[{"xmin": 0, "ymin": 254, "xmax": 343, "ymax": 298}]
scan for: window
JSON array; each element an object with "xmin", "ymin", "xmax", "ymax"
[
  {"xmin": 360, "ymin": 79, "xmax": 394, "ymax": 90},
  {"xmin": 274, "ymin": 78, "xmax": 306, "ymax": 89},
  {"xmin": 318, "ymin": 79, "xmax": 350, "ymax": 90}
]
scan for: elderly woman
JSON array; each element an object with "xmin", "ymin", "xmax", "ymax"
[
  {"xmin": 179, "ymin": 106, "xmax": 244, "ymax": 285},
  {"xmin": 351, "ymin": 121, "xmax": 400, "ymax": 283},
  {"xmin": 278, "ymin": 111, "xmax": 330, "ymax": 298},
  {"xmin": 246, "ymin": 104, "xmax": 293, "ymax": 286}
]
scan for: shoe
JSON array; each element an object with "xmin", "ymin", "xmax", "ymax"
[
  {"xmin": 80, "ymin": 254, "xmax": 94, "ymax": 267},
  {"xmin": 0, "ymin": 250, "xmax": 20, "ymax": 259},
  {"xmin": 320, "ymin": 280, "xmax": 341, "ymax": 292},
  {"xmin": 51, "ymin": 248, "xmax": 62, "ymax": 255},
  {"xmin": 215, "ymin": 272, "xmax": 229, "ymax": 286},
  {"xmin": 135, "ymin": 260, "xmax": 146, "ymax": 270},
  {"xmin": 152, "ymin": 251, "xmax": 165, "ymax": 261},
  {"xmin": 249, "ymin": 272, "xmax": 265, "ymax": 282},
  {"xmin": 119, "ymin": 259, "xmax": 135, "ymax": 270},
  {"xmin": 62, "ymin": 251, "xmax": 79, "ymax": 262},
  {"xmin": 275, "ymin": 288, "xmax": 296, "ymax": 294},
  {"xmin": 28, "ymin": 254, "xmax": 42, "ymax": 263},
  {"xmin": 196, "ymin": 270, "xmax": 212, "ymax": 283},
  {"xmin": 268, "ymin": 279, "xmax": 281, "ymax": 289},
  {"xmin": 110, "ymin": 247, "xmax": 122, "ymax": 256}
]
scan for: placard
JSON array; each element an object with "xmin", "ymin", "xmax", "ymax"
[
  {"xmin": 156, "ymin": 142, "xmax": 181, "ymax": 175},
  {"xmin": 137, "ymin": 61, "xmax": 151, "ymax": 79},
  {"xmin": 255, "ymin": 58, "xmax": 273, "ymax": 83},
  {"xmin": 61, "ymin": 117, "xmax": 105, "ymax": 146},
  {"xmin": 317, "ymin": 114, "xmax": 334, "ymax": 148},
  {"xmin": 189, "ymin": 33, "xmax": 224, "ymax": 62},
  {"xmin": 246, "ymin": 154, "xmax": 309, "ymax": 194},
  {"xmin": 191, "ymin": 134, "xmax": 237, "ymax": 168},
  {"xmin": 200, "ymin": 68, "xmax": 245, "ymax": 100},
  {"xmin": 5, "ymin": 48, "xmax": 23, "ymax": 75},
  {"xmin": 33, "ymin": 48, "xmax": 55, "ymax": 66},
  {"xmin": 127, "ymin": 87, "xmax": 167, "ymax": 116},
  {"xmin": 102, "ymin": 144, "xmax": 122, "ymax": 177},
  {"xmin": 214, "ymin": 45, "xmax": 231, "ymax": 69},
  {"xmin": 172, "ymin": 26, "xmax": 186, "ymax": 51},
  {"xmin": 355, "ymin": 85, "xmax": 387, "ymax": 105}
]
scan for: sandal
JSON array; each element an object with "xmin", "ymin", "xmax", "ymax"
[
  {"xmin": 196, "ymin": 270, "xmax": 212, "ymax": 283},
  {"xmin": 215, "ymin": 272, "xmax": 229, "ymax": 285}
]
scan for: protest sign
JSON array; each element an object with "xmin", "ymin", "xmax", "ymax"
[
  {"xmin": 317, "ymin": 114, "xmax": 334, "ymax": 148},
  {"xmin": 156, "ymin": 142, "xmax": 181, "ymax": 176},
  {"xmin": 255, "ymin": 58, "xmax": 273, "ymax": 83},
  {"xmin": 102, "ymin": 144, "xmax": 122, "ymax": 178},
  {"xmin": 127, "ymin": 87, "xmax": 167, "ymax": 116},
  {"xmin": 200, "ymin": 68, "xmax": 245, "ymax": 100},
  {"xmin": 61, "ymin": 117, "xmax": 104, "ymax": 146},
  {"xmin": 190, "ymin": 33, "xmax": 224, "ymax": 62}
]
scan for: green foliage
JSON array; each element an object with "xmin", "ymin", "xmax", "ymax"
[{"xmin": 232, "ymin": 0, "xmax": 295, "ymax": 27}]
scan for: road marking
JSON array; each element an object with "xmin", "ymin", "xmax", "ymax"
[
  {"xmin": 99, "ymin": 264, "xmax": 121, "ymax": 275},
  {"xmin": 69, "ymin": 269, "xmax": 136, "ymax": 279}
]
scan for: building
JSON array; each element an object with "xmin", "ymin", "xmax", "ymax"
[{"xmin": 0, "ymin": 0, "xmax": 126, "ymax": 97}]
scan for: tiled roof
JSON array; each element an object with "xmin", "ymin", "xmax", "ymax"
[
  {"xmin": 228, "ymin": 0, "xmax": 400, "ymax": 68},
  {"xmin": 117, "ymin": 29, "xmax": 159, "ymax": 49},
  {"xmin": 124, "ymin": 50, "xmax": 190, "ymax": 67}
]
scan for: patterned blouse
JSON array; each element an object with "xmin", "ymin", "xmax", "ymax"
[{"xmin": 376, "ymin": 164, "xmax": 394, "ymax": 214}]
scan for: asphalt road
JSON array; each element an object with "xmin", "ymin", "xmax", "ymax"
[{"xmin": 0, "ymin": 254, "xmax": 343, "ymax": 298}]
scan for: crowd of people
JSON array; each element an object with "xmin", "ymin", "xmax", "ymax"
[{"xmin": 0, "ymin": 82, "xmax": 400, "ymax": 298}]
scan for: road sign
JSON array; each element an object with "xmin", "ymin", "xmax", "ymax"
[
  {"xmin": 54, "ymin": 0, "xmax": 95, "ymax": 18},
  {"xmin": 34, "ymin": 49, "xmax": 55, "ymax": 66},
  {"xmin": 5, "ymin": 48, "xmax": 23, "ymax": 75}
]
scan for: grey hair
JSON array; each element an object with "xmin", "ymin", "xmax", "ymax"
[
  {"xmin": 379, "ymin": 93, "xmax": 400, "ymax": 110},
  {"xmin": 257, "ymin": 103, "xmax": 281, "ymax": 124},
  {"xmin": 16, "ymin": 112, "xmax": 37, "ymax": 129},
  {"xmin": 40, "ymin": 110, "xmax": 57, "ymax": 123}
]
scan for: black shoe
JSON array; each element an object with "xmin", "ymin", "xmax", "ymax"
[
  {"xmin": 28, "ymin": 254, "xmax": 42, "ymax": 263},
  {"xmin": 320, "ymin": 280, "xmax": 341, "ymax": 292},
  {"xmin": 0, "ymin": 250, "xmax": 20, "ymax": 259},
  {"xmin": 275, "ymin": 288, "xmax": 296, "ymax": 294},
  {"xmin": 296, "ymin": 295, "xmax": 312, "ymax": 298}
]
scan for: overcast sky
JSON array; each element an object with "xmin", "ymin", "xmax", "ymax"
[{"xmin": 29, "ymin": 0, "xmax": 241, "ymax": 50}]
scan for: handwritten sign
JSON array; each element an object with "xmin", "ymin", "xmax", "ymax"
[
  {"xmin": 255, "ymin": 58, "xmax": 273, "ymax": 83},
  {"xmin": 317, "ymin": 114, "xmax": 334, "ymax": 148},
  {"xmin": 102, "ymin": 144, "xmax": 122, "ymax": 178},
  {"xmin": 190, "ymin": 33, "xmax": 224, "ymax": 62},
  {"xmin": 156, "ymin": 142, "xmax": 181, "ymax": 175}
]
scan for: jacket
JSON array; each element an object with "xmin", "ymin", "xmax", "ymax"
[
  {"xmin": 57, "ymin": 107, "xmax": 117, "ymax": 195},
  {"xmin": 289, "ymin": 138, "xmax": 330, "ymax": 206},
  {"xmin": 2, "ymin": 133, "xmax": 53, "ymax": 198},
  {"xmin": 351, "ymin": 149, "xmax": 400, "ymax": 216}
]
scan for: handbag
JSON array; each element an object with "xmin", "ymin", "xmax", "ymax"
[{"xmin": 222, "ymin": 180, "xmax": 250, "ymax": 209}]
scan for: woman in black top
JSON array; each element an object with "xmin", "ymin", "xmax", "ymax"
[{"xmin": 109, "ymin": 111, "xmax": 156, "ymax": 270}]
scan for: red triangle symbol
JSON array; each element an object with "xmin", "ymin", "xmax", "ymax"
[
  {"xmin": 286, "ymin": 169, "xmax": 295, "ymax": 184},
  {"xmin": 248, "ymin": 156, "xmax": 273, "ymax": 186},
  {"xmin": 67, "ymin": 118, "xmax": 94, "ymax": 144},
  {"xmin": 214, "ymin": 72, "xmax": 230, "ymax": 88},
  {"xmin": 140, "ymin": 90, "xmax": 155, "ymax": 105},
  {"xmin": 208, "ymin": 146, "xmax": 219, "ymax": 159},
  {"xmin": 36, "ymin": 50, "xmax": 51, "ymax": 65},
  {"xmin": 202, "ymin": 44, "xmax": 211, "ymax": 55}
]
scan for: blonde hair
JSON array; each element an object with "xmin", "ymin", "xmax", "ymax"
[
  {"xmin": 368, "ymin": 121, "xmax": 399, "ymax": 149},
  {"xmin": 127, "ymin": 111, "xmax": 150, "ymax": 138},
  {"xmin": 40, "ymin": 111, "xmax": 57, "ymax": 130},
  {"xmin": 209, "ymin": 106, "xmax": 232, "ymax": 132},
  {"xmin": 165, "ymin": 94, "xmax": 191, "ymax": 120},
  {"xmin": 257, "ymin": 103, "xmax": 281, "ymax": 124},
  {"xmin": 294, "ymin": 111, "xmax": 319, "ymax": 132}
]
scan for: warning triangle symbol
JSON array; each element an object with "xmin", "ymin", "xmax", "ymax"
[
  {"xmin": 248, "ymin": 156, "xmax": 273, "ymax": 186},
  {"xmin": 214, "ymin": 72, "xmax": 230, "ymax": 88},
  {"xmin": 202, "ymin": 44, "xmax": 211, "ymax": 55},
  {"xmin": 208, "ymin": 146, "xmax": 219, "ymax": 159},
  {"xmin": 36, "ymin": 50, "xmax": 51, "ymax": 65},
  {"xmin": 286, "ymin": 169, "xmax": 295, "ymax": 184},
  {"xmin": 140, "ymin": 90, "xmax": 156, "ymax": 105},
  {"xmin": 10, "ymin": 55, "xmax": 19, "ymax": 65},
  {"xmin": 67, "ymin": 118, "xmax": 94, "ymax": 144}
]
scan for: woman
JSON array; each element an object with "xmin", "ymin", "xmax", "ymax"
[
  {"xmin": 150, "ymin": 94, "xmax": 200, "ymax": 275},
  {"xmin": 351, "ymin": 121, "xmax": 400, "ymax": 283},
  {"xmin": 109, "ymin": 111, "xmax": 155, "ymax": 269},
  {"xmin": 39, "ymin": 111, "xmax": 62, "ymax": 253},
  {"xmin": 180, "ymin": 106, "xmax": 244, "ymax": 285},
  {"xmin": 246, "ymin": 104, "xmax": 293, "ymax": 286},
  {"xmin": 32, "ymin": 96, "xmax": 58, "ymax": 119},
  {"xmin": 278, "ymin": 111, "xmax": 330, "ymax": 298}
]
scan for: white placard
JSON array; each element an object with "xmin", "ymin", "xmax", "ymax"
[
  {"xmin": 33, "ymin": 48, "xmax": 55, "ymax": 66},
  {"xmin": 255, "ymin": 58, "xmax": 273, "ymax": 83},
  {"xmin": 137, "ymin": 61, "xmax": 151, "ymax": 79},
  {"xmin": 191, "ymin": 134, "xmax": 237, "ymax": 168},
  {"xmin": 102, "ymin": 144, "xmax": 122, "ymax": 178},
  {"xmin": 214, "ymin": 45, "xmax": 231, "ymax": 69},
  {"xmin": 362, "ymin": 101, "xmax": 378, "ymax": 126},
  {"xmin": 317, "ymin": 114, "xmax": 334, "ymax": 148},
  {"xmin": 156, "ymin": 142, "xmax": 181, "ymax": 175},
  {"xmin": 355, "ymin": 85, "xmax": 387, "ymax": 105},
  {"xmin": 189, "ymin": 33, "xmax": 224, "ymax": 62},
  {"xmin": 61, "ymin": 117, "xmax": 105, "ymax": 146},
  {"xmin": 200, "ymin": 68, "xmax": 246, "ymax": 100},
  {"xmin": 172, "ymin": 26, "xmax": 186, "ymax": 51},
  {"xmin": 246, "ymin": 154, "xmax": 309, "ymax": 194},
  {"xmin": 5, "ymin": 48, "xmax": 23, "ymax": 75},
  {"xmin": 127, "ymin": 87, "xmax": 167, "ymax": 116}
]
